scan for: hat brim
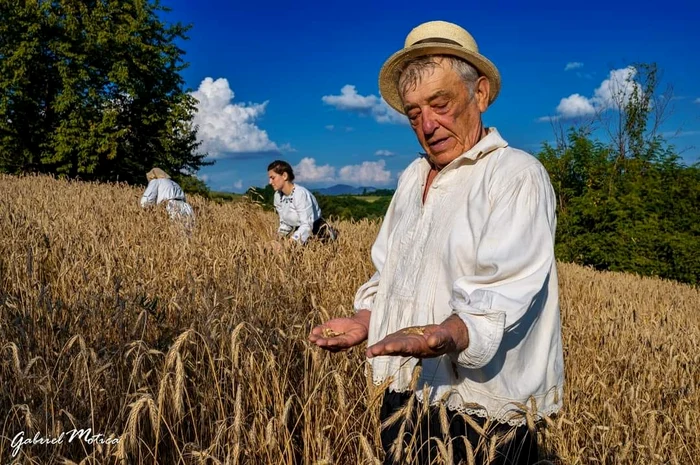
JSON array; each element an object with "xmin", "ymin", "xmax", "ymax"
[{"xmin": 378, "ymin": 43, "xmax": 501, "ymax": 115}]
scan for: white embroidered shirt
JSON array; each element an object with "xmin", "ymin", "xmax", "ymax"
[{"xmin": 353, "ymin": 128, "xmax": 565, "ymax": 425}]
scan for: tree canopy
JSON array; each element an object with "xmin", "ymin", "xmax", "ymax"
[{"xmin": 0, "ymin": 0, "xmax": 209, "ymax": 185}]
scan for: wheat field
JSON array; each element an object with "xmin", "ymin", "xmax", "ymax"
[{"xmin": 0, "ymin": 174, "xmax": 698, "ymax": 465}]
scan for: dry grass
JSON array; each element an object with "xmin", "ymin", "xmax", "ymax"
[{"xmin": 0, "ymin": 173, "xmax": 698, "ymax": 464}]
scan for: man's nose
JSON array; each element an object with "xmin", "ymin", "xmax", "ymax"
[{"xmin": 421, "ymin": 110, "xmax": 439, "ymax": 136}]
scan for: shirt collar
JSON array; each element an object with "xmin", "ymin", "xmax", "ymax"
[
  {"xmin": 280, "ymin": 186, "xmax": 295, "ymax": 198},
  {"xmin": 460, "ymin": 127, "xmax": 508, "ymax": 161}
]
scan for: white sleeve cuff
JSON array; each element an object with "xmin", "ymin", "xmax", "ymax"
[{"xmin": 449, "ymin": 309, "xmax": 506, "ymax": 369}]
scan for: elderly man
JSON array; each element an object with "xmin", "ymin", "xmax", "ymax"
[{"xmin": 309, "ymin": 20, "xmax": 563, "ymax": 465}]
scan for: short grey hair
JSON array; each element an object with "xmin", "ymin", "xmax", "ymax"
[{"xmin": 397, "ymin": 55, "xmax": 480, "ymax": 103}]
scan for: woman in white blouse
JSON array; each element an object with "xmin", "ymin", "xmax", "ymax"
[
  {"xmin": 140, "ymin": 167, "xmax": 195, "ymax": 223},
  {"xmin": 267, "ymin": 160, "xmax": 336, "ymax": 244}
]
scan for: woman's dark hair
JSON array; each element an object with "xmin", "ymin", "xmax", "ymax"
[{"xmin": 267, "ymin": 160, "xmax": 295, "ymax": 182}]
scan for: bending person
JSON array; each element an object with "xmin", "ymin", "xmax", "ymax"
[
  {"xmin": 267, "ymin": 160, "xmax": 336, "ymax": 244},
  {"xmin": 140, "ymin": 167, "xmax": 195, "ymax": 223}
]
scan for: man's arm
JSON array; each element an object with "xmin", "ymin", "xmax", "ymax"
[{"xmin": 447, "ymin": 164, "xmax": 556, "ymax": 368}]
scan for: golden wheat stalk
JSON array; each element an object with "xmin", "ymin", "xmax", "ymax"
[{"xmin": 359, "ymin": 434, "xmax": 380, "ymax": 465}]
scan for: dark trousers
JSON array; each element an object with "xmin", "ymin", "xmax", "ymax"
[
  {"xmin": 311, "ymin": 217, "xmax": 337, "ymax": 242},
  {"xmin": 380, "ymin": 391, "xmax": 540, "ymax": 465}
]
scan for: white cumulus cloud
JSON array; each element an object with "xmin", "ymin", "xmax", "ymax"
[
  {"xmin": 375, "ymin": 150, "xmax": 395, "ymax": 157},
  {"xmin": 540, "ymin": 67, "xmax": 641, "ymax": 121},
  {"xmin": 191, "ymin": 77, "xmax": 284, "ymax": 157},
  {"xmin": 590, "ymin": 67, "xmax": 640, "ymax": 109},
  {"xmin": 322, "ymin": 84, "xmax": 377, "ymax": 111},
  {"xmin": 292, "ymin": 157, "xmax": 392, "ymax": 185},
  {"xmin": 293, "ymin": 157, "xmax": 337, "ymax": 183},
  {"xmin": 339, "ymin": 160, "xmax": 392, "ymax": 184},
  {"xmin": 565, "ymin": 62, "xmax": 584, "ymax": 71},
  {"xmin": 233, "ymin": 180, "xmax": 244, "ymax": 190},
  {"xmin": 556, "ymin": 93, "xmax": 597, "ymax": 118},
  {"xmin": 322, "ymin": 85, "xmax": 408, "ymax": 125}
]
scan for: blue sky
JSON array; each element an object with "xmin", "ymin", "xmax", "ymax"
[{"xmin": 162, "ymin": 0, "xmax": 700, "ymax": 192}]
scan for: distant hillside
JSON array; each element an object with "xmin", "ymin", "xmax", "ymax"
[{"xmin": 311, "ymin": 184, "xmax": 377, "ymax": 196}]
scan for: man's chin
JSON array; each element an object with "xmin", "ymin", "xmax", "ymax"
[{"xmin": 428, "ymin": 151, "xmax": 458, "ymax": 168}]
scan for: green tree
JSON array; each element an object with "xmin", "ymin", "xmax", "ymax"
[
  {"xmin": 537, "ymin": 63, "xmax": 700, "ymax": 284},
  {"xmin": 0, "ymin": 0, "xmax": 209, "ymax": 184}
]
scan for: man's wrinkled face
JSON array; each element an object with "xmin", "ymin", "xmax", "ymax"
[{"xmin": 401, "ymin": 58, "xmax": 489, "ymax": 169}]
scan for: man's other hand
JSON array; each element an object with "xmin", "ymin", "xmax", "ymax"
[{"xmin": 309, "ymin": 309, "xmax": 370, "ymax": 352}]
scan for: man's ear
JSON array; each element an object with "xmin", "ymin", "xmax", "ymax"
[{"xmin": 475, "ymin": 76, "xmax": 490, "ymax": 112}]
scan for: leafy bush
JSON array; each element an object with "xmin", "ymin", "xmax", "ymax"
[{"xmin": 538, "ymin": 128, "xmax": 700, "ymax": 285}]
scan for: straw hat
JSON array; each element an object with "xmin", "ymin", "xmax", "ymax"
[
  {"xmin": 378, "ymin": 21, "xmax": 501, "ymax": 114},
  {"xmin": 147, "ymin": 167, "xmax": 171, "ymax": 181}
]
